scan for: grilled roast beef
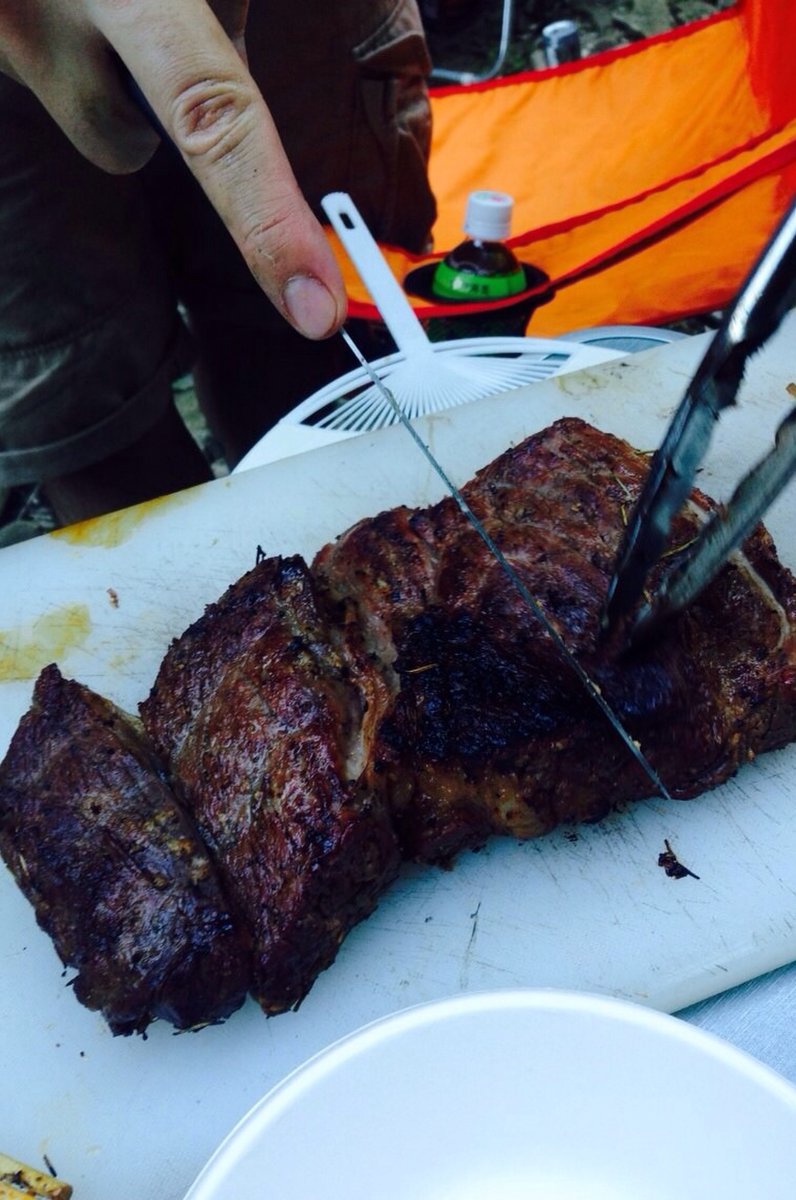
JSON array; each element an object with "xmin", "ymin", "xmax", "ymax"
[
  {"xmin": 314, "ymin": 417, "xmax": 796, "ymax": 862},
  {"xmin": 3, "ymin": 417, "xmax": 796, "ymax": 1032},
  {"xmin": 0, "ymin": 665, "xmax": 250, "ymax": 1034},
  {"xmin": 140, "ymin": 554, "xmax": 401, "ymax": 1015}
]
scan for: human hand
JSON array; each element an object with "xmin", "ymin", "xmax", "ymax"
[{"xmin": 0, "ymin": 0, "xmax": 347, "ymax": 339}]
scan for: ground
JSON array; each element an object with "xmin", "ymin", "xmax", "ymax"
[
  {"xmin": 424, "ymin": 0, "xmax": 733, "ymax": 75},
  {"xmin": 0, "ymin": 1, "xmax": 732, "ymax": 546}
]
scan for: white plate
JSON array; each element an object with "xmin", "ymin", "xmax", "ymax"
[{"xmin": 184, "ymin": 989, "xmax": 796, "ymax": 1200}]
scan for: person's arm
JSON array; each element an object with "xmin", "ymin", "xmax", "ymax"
[{"xmin": 0, "ymin": 0, "xmax": 347, "ymax": 339}]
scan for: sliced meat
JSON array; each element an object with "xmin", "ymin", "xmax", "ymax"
[
  {"xmin": 5, "ymin": 417, "xmax": 796, "ymax": 1032},
  {"xmin": 315, "ymin": 418, "xmax": 796, "ymax": 864},
  {"xmin": 0, "ymin": 665, "xmax": 251, "ymax": 1035},
  {"xmin": 141, "ymin": 555, "xmax": 400, "ymax": 1015}
]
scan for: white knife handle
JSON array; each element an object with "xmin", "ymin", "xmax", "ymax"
[{"xmin": 321, "ymin": 191, "xmax": 434, "ymax": 360}]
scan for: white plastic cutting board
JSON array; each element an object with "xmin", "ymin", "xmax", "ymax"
[{"xmin": 1, "ymin": 320, "xmax": 796, "ymax": 1200}]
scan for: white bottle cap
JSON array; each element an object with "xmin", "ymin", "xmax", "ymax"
[{"xmin": 463, "ymin": 190, "xmax": 514, "ymax": 242}]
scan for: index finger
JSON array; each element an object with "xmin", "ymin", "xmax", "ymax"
[{"xmin": 94, "ymin": 0, "xmax": 347, "ymax": 339}]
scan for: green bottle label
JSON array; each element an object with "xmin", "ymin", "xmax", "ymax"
[{"xmin": 431, "ymin": 259, "xmax": 527, "ymax": 301}]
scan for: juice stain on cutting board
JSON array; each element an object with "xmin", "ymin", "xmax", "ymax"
[
  {"xmin": 0, "ymin": 603, "xmax": 91, "ymax": 680},
  {"xmin": 52, "ymin": 489, "xmax": 194, "ymax": 549}
]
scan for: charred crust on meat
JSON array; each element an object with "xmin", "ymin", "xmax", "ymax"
[{"xmin": 382, "ymin": 608, "xmax": 589, "ymax": 760}]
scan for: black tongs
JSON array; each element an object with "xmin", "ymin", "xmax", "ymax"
[{"xmin": 602, "ymin": 196, "xmax": 796, "ymax": 646}]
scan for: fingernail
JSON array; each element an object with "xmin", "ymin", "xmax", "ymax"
[{"xmin": 283, "ymin": 275, "xmax": 340, "ymax": 339}]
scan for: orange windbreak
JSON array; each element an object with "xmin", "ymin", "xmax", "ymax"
[{"xmin": 331, "ymin": 0, "xmax": 796, "ymax": 334}]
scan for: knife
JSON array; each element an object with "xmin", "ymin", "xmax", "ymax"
[{"xmin": 340, "ymin": 327, "xmax": 672, "ymax": 802}]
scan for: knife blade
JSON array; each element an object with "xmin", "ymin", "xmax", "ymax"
[{"xmin": 340, "ymin": 326, "xmax": 672, "ymax": 802}]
